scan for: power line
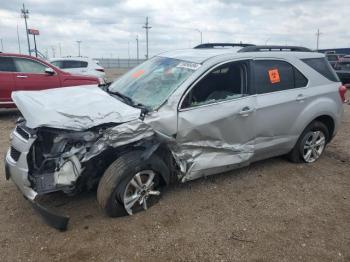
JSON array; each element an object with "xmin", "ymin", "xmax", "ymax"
[
  {"xmin": 21, "ymin": 3, "xmax": 31, "ymax": 55},
  {"xmin": 142, "ymin": 16, "xmax": 151, "ymax": 59}
]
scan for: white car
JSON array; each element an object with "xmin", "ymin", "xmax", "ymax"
[{"xmin": 50, "ymin": 57, "xmax": 106, "ymax": 80}]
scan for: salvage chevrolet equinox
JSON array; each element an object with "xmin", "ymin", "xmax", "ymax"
[{"xmin": 5, "ymin": 44, "xmax": 346, "ymax": 230}]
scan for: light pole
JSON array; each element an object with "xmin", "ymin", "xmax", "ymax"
[
  {"xmin": 76, "ymin": 40, "xmax": 81, "ymax": 56},
  {"xmin": 195, "ymin": 29, "xmax": 203, "ymax": 44},
  {"xmin": 16, "ymin": 24, "xmax": 21, "ymax": 53},
  {"xmin": 142, "ymin": 16, "xmax": 151, "ymax": 59},
  {"xmin": 21, "ymin": 3, "xmax": 31, "ymax": 55},
  {"xmin": 136, "ymin": 35, "xmax": 139, "ymax": 61},
  {"xmin": 0, "ymin": 39, "xmax": 3, "ymax": 52}
]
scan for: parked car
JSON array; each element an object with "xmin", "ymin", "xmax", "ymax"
[
  {"xmin": 5, "ymin": 44, "xmax": 346, "ymax": 230},
  {"xmin": 0, "ymin": 53, "xmax": 101, "ymax": 108},
  {"xmin": 325, "ymin": 53, "xmax": 346, "ymax": 68},
  {"xmin": 50, "ymin": 57, "xmax": 106, "ymax": 80},
  {"xmin": 334, "ymin": 57, "xmax": 350, "ymax": 85}
]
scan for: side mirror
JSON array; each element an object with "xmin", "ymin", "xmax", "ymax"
[{"xmin": 45, "ymin": 67, "xmax": 55, "ymax": 75}]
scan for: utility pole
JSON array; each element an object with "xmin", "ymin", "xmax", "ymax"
[
  {"xmin": 142, "ymin": 16, "xmax": 151, "ymax": 59},
  {"xmin": 195, "ymin": 29, "xmax": 203, "ymax": 44},
  {"xmin": 128, "ymin": 41, "xmax": 130, "ymax": 59},
  {"xmin": 136, "ymin": 34, "xmax": 139, "ymax": 61},
  {"xmin": 21, "ymin": 3, "xmax": 31, "ymax": 55},
  {"xmin": 59, "ymin": 43, "xmax": 62, "ymax": 57},
  {"xmin": 16, "ymin": 24, "xmax": 21, "ymax": 53},
  {"xmin": 51, "ymin": 46, "xmax": 56, "ymax": 58},
  {"xmin": 316, "ymin": 28, "xmax": 322, "ymax": 51},
  {"xmin": 0, "ymin": 39, "xmax": 3, "ymax": 52},
  {"xmin": 76, "ymin": 40, "xmax": 81, "ymax": 56}
]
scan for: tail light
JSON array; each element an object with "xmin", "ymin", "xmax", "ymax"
[
  {"xmin": 339, "ymin": 85, "xmax": 347, "ymax": 103},
  {"xmin": 95, "ymin": 68, "xmax": 104, "ymax": 72}
]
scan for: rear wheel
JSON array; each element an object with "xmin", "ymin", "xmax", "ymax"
[
  {"xmin": 97, "ymin": 151, "xmax": 168, "ymax": 217},
  {"xmin": 288, "ymin": 121, "xmax": 329, "ymax": 163}
]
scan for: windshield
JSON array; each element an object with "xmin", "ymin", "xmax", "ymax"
[
  {"xmin": 336, "ymin": 61, "xmax": 350, "ymax": 71},
  {"xmin": 108, "ymin": 56, "xmax": 200, "ymax": 109}
]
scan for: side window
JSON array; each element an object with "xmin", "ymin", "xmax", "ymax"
[
  {"xmin": 50, "ymin": 61, "xmax": 63, "ymax": 68},
  {"xmin": 301, "ymin": 57, "xmax": 339, "ymax": 82},
  {"xmin": 254, "ymin": 60, "xmax": 308, "ymax": 94},
  {"xmin": 80, "ymin": 61, "xmax": 88, "ymax": 68},
  {"xmin": 13, "ymin": 58, "xmax": 47, "ymax": 73},
  {"xmin": 62, "ymin": 60, "xmax": 87, "ymax": 69},
  {"xmin": 181, "ymin": 60, "xmax": 250, "ymax": 108},
  {"xmin": 0, "ymin": 57, "xmax": 17, "ymax": 72},
  {"xmin": 254, "ymin": 60, "xmax": 295, "ymax": 94}
]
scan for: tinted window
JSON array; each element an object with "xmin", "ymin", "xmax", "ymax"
[
  {"xmin": 294, "ymin": 68, "xmax": 308, "ymax": 88},
  {"xmin": 62, "ymin": 60, "xmax": 88, "ymax": 69},
  {"xmin": 51, "ymin": 61, "xmax": 63, "ymax": 68},
  {"xmin": 13, "ymin": 58, "xmax": 47, "ymax": 73},
  {"xmin": 0, "ymin": 57, "xmax": 17, "ymax": 72},
  {"xmin": 182, "ymin": 60, "xmax": 249, "ymax": 108},
  {"xmin": 254, "ymin": 60, "xmax": 296, "ymax": 94},
  {"xmin": 302, "ymin": 57, "xmax": 339, "ymax": 82}
]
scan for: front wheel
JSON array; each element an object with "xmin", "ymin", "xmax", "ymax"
[
  {"xmin": 288, "ymin": 121, "xmax": 329, "ymax": 163},
  {"xmin": 97, "ymin": 151, "xmax": 168, "ymax": 217}
]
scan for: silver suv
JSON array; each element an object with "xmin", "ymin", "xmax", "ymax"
[{"xmin": 5, "ymin": 44, "xmax": 346, "ymax": 230}]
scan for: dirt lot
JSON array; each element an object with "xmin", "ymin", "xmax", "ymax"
[{"xmin": 0, "ymin": 75, "xmax": 349, "ymax": 261}]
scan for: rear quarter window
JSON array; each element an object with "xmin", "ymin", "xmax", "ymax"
[{"xmin": 302, "ymin": 57, "xmax": 339, "ymax": 82}]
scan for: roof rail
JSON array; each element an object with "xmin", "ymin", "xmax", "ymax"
[
  {"xmin": 238, "ymin": 45, "xmax": 312, "ymax": 53},
  {"xmin": 194, "ymin": 43, "xmax": 255, "ymax": 49}
]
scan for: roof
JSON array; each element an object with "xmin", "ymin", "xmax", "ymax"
[
  {"xmin": 159, "ymin": 48, "xmax": 325, "ymax": 64},
  {"xmin": 159, "ymin": 47, "xmax": 243, "ymax": 63},
  {"xmin": 50, "ymin": 57, "xmax": 92, "ymax": 62}
]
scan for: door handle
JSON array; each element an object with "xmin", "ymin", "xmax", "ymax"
[
  {"xmin": 296, "ymin": 94, "xmax": 306, "ymax": 102},
  {"xmin": 16, "ymin": 75, "xmax": 28, "ymax": 78},
  {"xmin": 239, "ymin": 106, "xmax": 254, "ymax": 116}
]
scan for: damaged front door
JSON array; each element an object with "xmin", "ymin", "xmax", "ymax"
[{"xmin": 177, "ymin": 60, "xmax": 256, "ymax": 181}]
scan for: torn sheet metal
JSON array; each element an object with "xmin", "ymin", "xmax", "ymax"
[
  {"xmin": 12, "ymin": 85, "xmax": 141, "ymax": 130},
  {"xmin": 168, "ymin": 139, "xmax": 254, "ymax": 182},
  {"xmin": 83, "ymin": 119, "xmax": 155, "ymax": 161}
]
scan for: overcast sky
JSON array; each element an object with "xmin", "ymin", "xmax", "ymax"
[{"xmin": 0, "ymin": 0, "xmax": 349, "ymax": 59}]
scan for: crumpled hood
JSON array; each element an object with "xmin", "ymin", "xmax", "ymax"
[{"xmin": 12, "ymin": 85, "xmax": 141, "ymax": 130}]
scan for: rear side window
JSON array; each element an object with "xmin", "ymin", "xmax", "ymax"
[
  {"xmin": 302, "ymin": 57, "xmax": 339, "ymax": 82},
  {"xmin": 254, "ymin": 60, "xmax": 307, "ymax": 94},
  {"xmin": 0, "ymin": 57, "xmax": 17, "ymax": 72},
  {"xmin": 62, "ymin": 60, "xmax": 88, "ymax": 69}
]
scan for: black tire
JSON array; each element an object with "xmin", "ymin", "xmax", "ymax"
[
  {"xmin": 97, "ymin": 150, "xmax": 168, "ymax": 217},
  {"xmin": 287, "ymin": 121, "xmax": 329, "ymax": 163}
]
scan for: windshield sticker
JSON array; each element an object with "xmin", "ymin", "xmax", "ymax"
[
  {"xmin": 132, "ymin": 69, "xmax": 145, "ymax": 78},
  {"xmin": 176, "ymin": 62, "xmax": 201, "ymax": 71},
  {"xmin": 268, "ymin": 69, "xmax": 280, "ymax": 84}
]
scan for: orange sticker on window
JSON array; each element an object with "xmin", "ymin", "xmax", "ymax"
[
  {"xmin": 268, "ymin": 69, "xmax": 280, "ymax": 84},
  {"xmin": 132, "ymin": 69, "xmax": 145, "ymax": 78}
]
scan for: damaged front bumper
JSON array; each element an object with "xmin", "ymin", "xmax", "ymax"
[{"xmin": 5, "ymin": 126, "xmax": 69, "ymax": 231}]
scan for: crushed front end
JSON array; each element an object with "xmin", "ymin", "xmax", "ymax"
[{"xmin": 5, "ymin": 121, "xmax": 100, "ymax": 230}]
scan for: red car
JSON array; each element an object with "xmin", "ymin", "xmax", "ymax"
[{"xmin": 0, "ymin": 53, "xmax": 100, "ymax": 108}]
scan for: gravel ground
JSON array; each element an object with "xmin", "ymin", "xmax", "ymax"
[{"xmin": 0, "ymin": 74, "xmax": 349, "ymax": 261}]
